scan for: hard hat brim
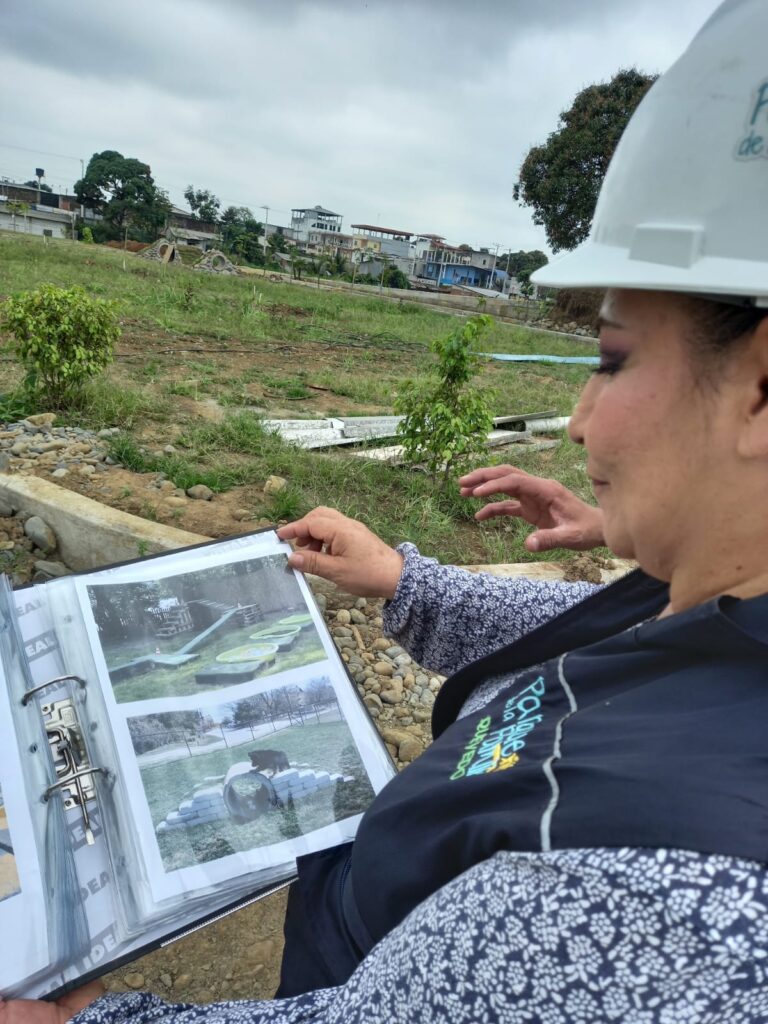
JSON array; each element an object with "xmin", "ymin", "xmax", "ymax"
[{"xmin": 531, "ymin": 241, "xmax": 768, "ymax": 307}]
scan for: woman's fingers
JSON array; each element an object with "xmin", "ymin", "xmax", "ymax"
[{"xmin": 474, "ymin": 500, "xmax": 524, "ymax": 521}]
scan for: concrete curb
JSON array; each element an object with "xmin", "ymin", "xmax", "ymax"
[{"xmin": 0, "ymin": 475, "xmax": 207, "ymax": 571}]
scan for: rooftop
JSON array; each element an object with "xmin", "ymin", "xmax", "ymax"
[
  {"xmin": 292, "ymin": 205, "xmax": 340, "ymax": 216},
  {"xmin": 351, "ymin": 224, "xmax": 412, "ymax": 238}
]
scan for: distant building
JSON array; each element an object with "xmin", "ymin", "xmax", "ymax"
[
  {"xmin": 0, "ymin": 182, "xmax": 77, "ymax": 239},
  {"xmin": 351, "ymin": 224, "xmax": 412, "ymax": 274},
  {"xmin": 290, "ymin": 205, "xmax": 343, "ymax": 245},
  {"xmin": 415, "ymin": 243, "xmax": 499, "ymax": 288},
  {"xmin": 165, "ymin": 206, "xmax": 220, "ymax": 251}
]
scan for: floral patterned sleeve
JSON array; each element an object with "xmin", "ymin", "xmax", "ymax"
[
  {"xmin": 381, "ymin": 542, "xmax": 601, "ymax": 675},
  {"xmin": 71, "ymin": 847, "xmax": 768, "ymax": 1024}
]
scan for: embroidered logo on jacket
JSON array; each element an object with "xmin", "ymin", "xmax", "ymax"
[{"xmin": 450, "ymin": 676, "xmax": 545, "ymax": 780}]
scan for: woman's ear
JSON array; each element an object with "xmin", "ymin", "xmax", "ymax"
[{"xmin": 737, "ymin": 316, "xmax": 768, "ymax": 459}]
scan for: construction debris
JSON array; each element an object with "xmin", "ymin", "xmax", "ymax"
[{"xmin": 263, "ymin": 413, "xmax": 570, "ymax": 452}]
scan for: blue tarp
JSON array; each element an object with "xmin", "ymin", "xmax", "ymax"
[{"xmin": 481, "ymin": 353, "xmax": 600, "ymax": 365}]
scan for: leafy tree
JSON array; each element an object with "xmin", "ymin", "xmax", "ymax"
[
  {"xmin": 2, "ymin": 284, "xmax": 119, "ymax": 407},
  {"xmin": 219, "ymin": 206, "xmax": 264, "ymax": 263},
  {"xmin": 499, "ymin": 249, "xmax": 548, "ymax": 284},
  {"xmin": 382, "ymin": 266, "xmax": 410, "ymax": 289},
  {"xmin": 23, "ymin": 180, "xmax": 53, "ymax": 192},
  {"xmin": 289, "ymin": 249, "xmax": 309, "ymax": 280},
  {"xmin": 395, "ymin": 315, "xmax": 494, "ymax": 487},
  {"xmin": 183, "ymin": 185, "xmax": 221, "ymax": 223},
  {"xmin": 267, "ymin": 232, "xmax": 288, "ymax": 255},
  {"xmin": 513, "ymin": 69, "xmax": 656, "ymax": 251},
  {"xmin": 74, "ymin": 150, "xmax": 171, "ymax": 241},
  {"xmin": 6, "ymin": 201, "xmax": 29, "ymax": 231}
]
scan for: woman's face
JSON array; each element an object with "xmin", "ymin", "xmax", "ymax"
[{"xmin": 568, "ymin": 289, "xmax": 741, "ymax": 580}]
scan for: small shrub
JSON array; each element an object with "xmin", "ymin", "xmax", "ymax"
[
  {"xmin": 81, "ymin": 226, "xmax": 94, "ymax": 244},
  {"xmin": 2, "ymin": 284, "xmax": 120, "ymax": 408},
  {"xmin": 395, "ymin": 315, "xmax": 494, "ymax": 487}
]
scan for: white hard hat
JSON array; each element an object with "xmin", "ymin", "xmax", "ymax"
[{"xmin": 531, "ymin": 0, "xmax": 768, "ymax": 307}]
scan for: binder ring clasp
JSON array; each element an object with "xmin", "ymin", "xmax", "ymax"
[{"xmin": 21, "ymin": 675, "xmax": 86, "ymax": 706}]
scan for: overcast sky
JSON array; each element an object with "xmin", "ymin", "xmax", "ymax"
[{"xmin": 1, "ymin": 0, "xmax": 721, "ymax": 253}]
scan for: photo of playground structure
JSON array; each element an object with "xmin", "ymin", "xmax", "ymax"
[
  {"xmin": 0, "ymin": 786, "xmax": 21, "ymax": 903},
  {"xmin": 128, "ymin": 680, "xmax": 375, "ymax": 871},
  {"xmin": 86, "ymin": 554, "xmax": 327, "ymax": 703}
]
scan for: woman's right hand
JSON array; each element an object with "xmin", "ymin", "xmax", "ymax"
[
  {"xmin": 459, "ymin": 465, "xmax": 606, "ymax": 552},
  {"xmin": 277, "ymin": 508, "xmax": 405, "ymax": 599}
]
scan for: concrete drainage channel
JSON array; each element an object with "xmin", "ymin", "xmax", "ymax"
[{"xmin": 0, "ymin": 473, "xmax": 632, "ymax": 1002}]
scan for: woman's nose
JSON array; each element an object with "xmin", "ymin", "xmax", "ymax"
[{"xmin": 568, "ymin": 381, "xmax": 596, "ymax": 446}]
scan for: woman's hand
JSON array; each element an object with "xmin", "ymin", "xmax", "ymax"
[
  {"xmin": 277, "ymin": 507, "xmax": 405, "ymax": 599},
  {"xmin": 459, "ymin": 465, "xmax": 606, "ymax": 552},
  {"xmin": 0, "ymin": 982, "xmax": 105, "ymax": 1024}
]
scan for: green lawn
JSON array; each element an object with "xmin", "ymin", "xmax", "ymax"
[
  {"xmin": 141, "ymin": 721, "xmax": 375, "ymax": 871},
  {"xmin": 106, "ymin": 612, "xmax": 327, "ymax": 703},
  {"xmin": 0, "ymin": 231, "xmax": 597, "ymax": 565}
]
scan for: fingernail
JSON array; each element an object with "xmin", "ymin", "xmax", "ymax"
[{"xmin": 289, "ymin": 553, "xmax": 304, "ymax": 568}]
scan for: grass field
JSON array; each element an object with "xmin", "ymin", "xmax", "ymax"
[
  {"xmin": 0, "ymin": 232, "xmax": 598, "ymax": 564},
  {"xmin": 142, "ymin": 721, "xmax": 375, "ymax": 871},
  {"xmin": 104, "ymin": 611, "xmax": 327, "ymax": 703}
]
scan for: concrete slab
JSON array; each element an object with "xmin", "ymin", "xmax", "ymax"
[{"xmin": 0, "ymin": 476, "xmax": 206, "ymax": 571}]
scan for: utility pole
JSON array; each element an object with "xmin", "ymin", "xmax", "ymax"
[
  {"xmin": 489, "ymin": 242, "xmax": 501, "ymax": 291},
  {"xmin": 260, "ymin": 205, "xmax": 269, "ymax": 274}
]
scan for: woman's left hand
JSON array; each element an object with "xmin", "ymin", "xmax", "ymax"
[{"xmin": 0, "ymin": 982, "xmax": 106, "ymax": 1024}]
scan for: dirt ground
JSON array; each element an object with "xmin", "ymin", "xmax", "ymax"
[{"xmin": 103, "ymin": 888, "xmax": 289, "ymax": 1002}]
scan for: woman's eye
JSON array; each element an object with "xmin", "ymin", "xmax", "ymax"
[{"xmin": 592, "ymin": 353, "xmax": 626, "ymax": 376}]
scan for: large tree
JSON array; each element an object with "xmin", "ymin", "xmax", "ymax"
[
  {"xmin": 513, "ymin": 69, "xmax": 656, "ymax": 252},
  {"xmin": 74, "ymin": 150, "xmax": 171, "ymax": 241},
  {"xmin": 499, "ymin": 249, "xmax": 548, "ymax": 284},
  {"xmin": 183, "ymin": 185, "xmax": 221, "ymax": 223},
  {"xmin": 219, "ymin": 206, "xmax": 264, "ymax": 263}
]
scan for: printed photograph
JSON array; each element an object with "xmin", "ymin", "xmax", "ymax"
[
  {"xmin": 87, "ymin": 554, "xmax": 327, "ymax": 703},
  {"xmin": 127, "ymin": 678, "xmax": 376, "ymax": 872},
  {"xmin": 0, "ymin": 786, "xmax": 21, "ymax": 904}
]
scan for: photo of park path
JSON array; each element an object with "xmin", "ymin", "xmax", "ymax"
[
  {"xmin": 87, "ymin": 553, "xmax": 327, "ymax": 702},
  {"xmin": 0, "ymin": 794, "xmax": 21, "ymax": 904}
]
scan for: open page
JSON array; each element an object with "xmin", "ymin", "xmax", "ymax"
[
  {"xmin": 71, "ymin": 532, "xmax": 393, "ymax": 918},
  {"xmin": 0, "ymin": 660, "xmax": 51, "ymax": 994}
]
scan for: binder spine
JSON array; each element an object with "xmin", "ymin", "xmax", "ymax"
[{"xmin": 22, "ymin": 675, "xmax": 109, "ymax": 846}]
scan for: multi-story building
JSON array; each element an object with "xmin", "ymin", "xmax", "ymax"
[
  {"xmin": 290, "ymin": 205, "xmax": 343, "ymax": 245},
  {"xmin": 350, "ymin": 224, "xmax": 412, "ymax": 274},
  {"xmin": 415, "ymin": 243, "xmax": 499, "ymax": 288}
]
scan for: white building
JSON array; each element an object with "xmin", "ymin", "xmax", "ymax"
[
  {"xmin": 350, "ymin": 224, "xmax": 413, "ymax": 274},
  {"xmin": 290, "ymin": 205, "xmax": 343, "ymax": 245},
  {"xmin": 0, "ymin": 197, "xmax": 74, "ymax": 239}
]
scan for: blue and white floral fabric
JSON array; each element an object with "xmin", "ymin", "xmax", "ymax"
[
  {"xmin": 382, "ymin": 542, "xmax": 599, "ymax": 675},
  {"xmin": 74, "ymin": 847, "xmax": 768, "ymax": 1024}
]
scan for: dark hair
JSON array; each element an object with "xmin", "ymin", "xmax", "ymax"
[{"xmin": 682, "ymin": 297, "xmax": 768, "ymax": 383}]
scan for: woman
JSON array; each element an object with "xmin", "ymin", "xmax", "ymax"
[{"xmin": 8, "ymin": 1, "xmax": 768, "ymax": 1020}]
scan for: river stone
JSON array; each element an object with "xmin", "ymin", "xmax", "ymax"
[
  {"xmin": 186, "ymin": 484, "xmax": 214, "ymax": 500},
  {"xmin": 380, "ymin": 678, "xmax": 404, "ymax": 704},
  {"xmin": 24, "ymin": 413, "xmax": 56, "ymax": 428},
  {"xmin": 33, "ymin": 560, "xmax": 68, "ymax": 578},
  {"xmin": 398, "ymin": 737, "xmax": 422, "ymax": 762},
  {"xmin": 0, "ymin": 453, "xmax": 10, "ymax": 472},
  {"xmin": 373, "ymin": 660, "xmax": 394, "ymax": 676},
  {"xmin": 264, "ymin": 475, "xmax": 287, "ymax": 495},
  {"xmin": 335, "ymin": 609, "xmax": 351, "ymax": 625},
  {"xmin": 24, "ymin": 516, "xmax": 56, "ymax": 553}
]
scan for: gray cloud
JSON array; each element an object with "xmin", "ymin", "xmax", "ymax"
[{"xmin": 2, "ymin": 0, "xmax": 721, "ymax": 250}]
